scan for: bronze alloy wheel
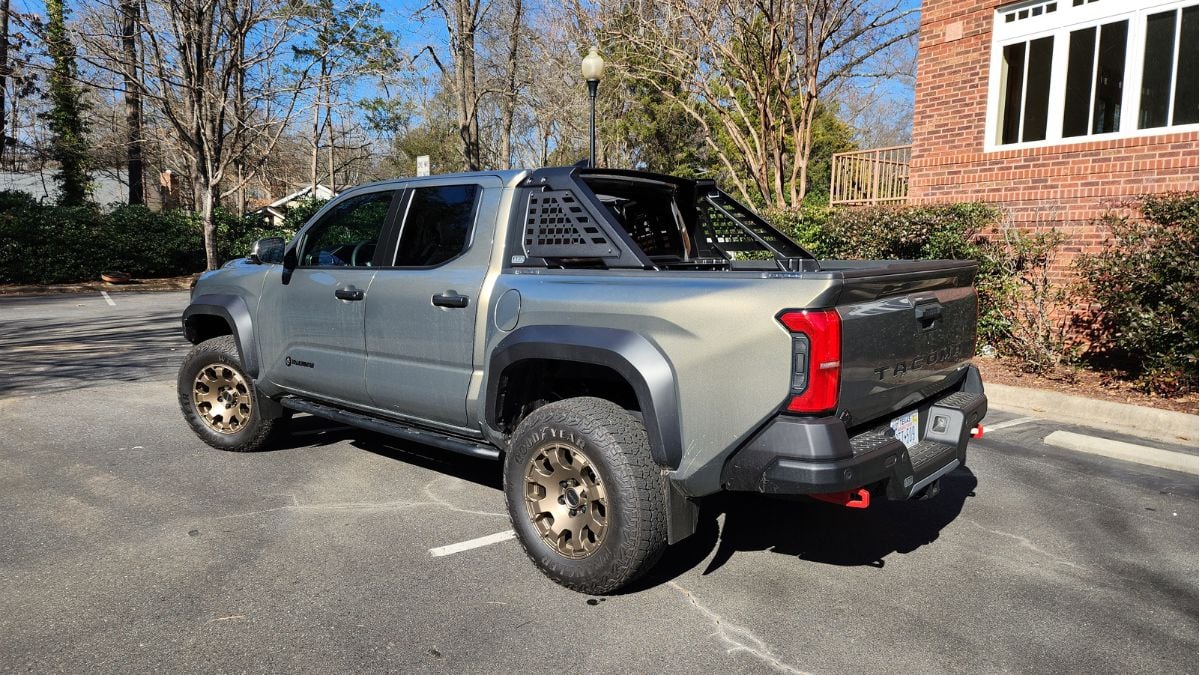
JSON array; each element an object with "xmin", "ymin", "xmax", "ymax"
[
  {"xmin": 524, "ymin": 442, "xmax": 609, "ymax": 559},
  {"xmin": 192, "ymin": 363, "xmax": 253, "ymax": 434}
]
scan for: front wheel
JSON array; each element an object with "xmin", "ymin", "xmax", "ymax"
[
  {"xmin": 504, "ymin": 397, "xmax": 668, "ymax": 594},
  {"xmin": 177, "ymin": 335, "xmax": 279, "ymax": 452}
]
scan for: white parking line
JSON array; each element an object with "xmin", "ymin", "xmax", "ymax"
[
  {"xmin": 100, "ymin": 291, "xmax": 116, "ymax": 306},
  {"xmin": 429, "ymin": 530, "xmax": 515, "ymax": 557},
  {"xmin": 1044, "ymin": 430, "xmax": 1199, "ymax": 475},
  {"xmin": 984, "ymin": 416, "xmax": 1038, "ymax": 433}
]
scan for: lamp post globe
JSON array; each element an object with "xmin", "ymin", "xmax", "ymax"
[{"xmin": 581, "ymin": 47, "xmax": 605, "ymax": 168}]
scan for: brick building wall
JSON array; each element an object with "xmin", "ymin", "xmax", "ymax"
[{"xmin": 909, "ymin": 0, "xmax": 1199, "ymax": 263}]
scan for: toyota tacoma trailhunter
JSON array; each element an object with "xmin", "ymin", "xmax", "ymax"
[{"xmin": 178, "ymin": 167, "xmax": 987, "ymax": 593}]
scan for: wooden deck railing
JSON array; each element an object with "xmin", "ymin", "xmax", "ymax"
[{"xmin": 829, "ymin": 145, "xmax": 911, "ymax": 206}]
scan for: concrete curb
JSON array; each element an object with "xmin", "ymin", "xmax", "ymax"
[
  {"xmin": 0, "ymin": 276, "xmax": 197, "ymax": 297},
  {"xmin": 986, "ymin": 382, "xmax": 1198, "ymax": 446}
]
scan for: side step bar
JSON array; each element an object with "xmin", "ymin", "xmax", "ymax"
[{"xmin": 279, "ymin": 396, "xmax": 501, "ymax": 461}]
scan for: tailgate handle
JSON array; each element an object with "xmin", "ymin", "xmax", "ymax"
[{"xmin": 914, "ymin": 299, "xmax": 942, "ymax": 328}]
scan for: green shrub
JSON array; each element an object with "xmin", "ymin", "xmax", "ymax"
[
  {"xmin": 982, "ymin": 226, "xmax": 1078, "ymax": 374},
  {"xmin": 215, "ymin": 209, "xmax": 287, "ymax": 262},
  {"xmin": 764, "ymin": 206, "xmax": 835, "ymax": 258},
  {"xmin": 1074, "ymin": 193, "xmax": 1199, "ymax": 394},
  {"xmin": 0, "ymin": 189, "xmax": 41, "ymax": 212},
  {"xmin": 211, "ymin": 197, "xmax": 327, "ymax": 262}
]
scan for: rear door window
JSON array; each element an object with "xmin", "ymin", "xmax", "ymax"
[{"xmin": 392, "ymin": 185, "xmax": 481, "ymax": 267}]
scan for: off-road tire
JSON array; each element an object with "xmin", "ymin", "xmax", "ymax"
[
  {"xmin": 504, "ymin": 397, "xmax": 668, "ymax": 594},
  {"xmin": 178, "ymin": 335, "xmax": 277, "ymax": 452}
]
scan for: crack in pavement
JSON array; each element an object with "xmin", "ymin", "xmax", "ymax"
[
  {"xmin": 960, "ymin": 517, "xmax": 1086, "ymax": 570},
  {"xmin": 667, "ymin": 581, "xmax": 811, "ymax": 674}
]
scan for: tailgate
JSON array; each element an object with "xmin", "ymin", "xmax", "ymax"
[{"xmin": 831, "ymin": 261, "xmax": 979, "ymax": 426}]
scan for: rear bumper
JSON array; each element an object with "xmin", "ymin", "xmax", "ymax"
[{"xmin": 720, "ymin": 365, "xmax": 987, "ymax": 500}]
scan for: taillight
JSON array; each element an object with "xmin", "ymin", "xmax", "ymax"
[{"xmin": 778, "ymin": 309, "xmax": 841, "ymax": 414}]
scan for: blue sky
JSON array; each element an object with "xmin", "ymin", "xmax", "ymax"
[{"xmin": 11, "ymin": 0, "xmax": 921, "ymax": 147}]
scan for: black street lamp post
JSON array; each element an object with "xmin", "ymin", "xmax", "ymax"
[{"xmin": 581, "ymin": 46, "xmax": 605, "ymax": 168}]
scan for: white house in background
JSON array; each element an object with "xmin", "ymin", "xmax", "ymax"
[{"xmin": 251, "ymin": 184, "xmax": 337, "ymax": 227}]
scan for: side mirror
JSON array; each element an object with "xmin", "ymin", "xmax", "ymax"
[
  {"xmin": 249, "ymin": 237, "xmax": 285, "ymax": 265},
  {"xmin": 282, "ymin": 246, "xmax": 298, "ymax": 271}
]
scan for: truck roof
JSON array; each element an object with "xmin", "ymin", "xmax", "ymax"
[
  {"xmin": 347, "ymin": 167, "xmax": 709, "ymax": 194},
  {"xmin": 346, "ymin": 169, "xmax": 532, "ymax": 192}
]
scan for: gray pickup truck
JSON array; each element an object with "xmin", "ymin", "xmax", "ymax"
[{"xmin": 178, "ymin": 167, "xmax": 987, "ymax": 593}]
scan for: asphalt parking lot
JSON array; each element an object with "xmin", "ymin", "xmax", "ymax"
[{"xmin": 1, "ymin": 291, "xmax": 1197, "ymax": 673}]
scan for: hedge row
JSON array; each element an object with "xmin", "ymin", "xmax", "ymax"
[{"xmin": 0, "ymin": 190, "xmax": 314, "ymax": 285}]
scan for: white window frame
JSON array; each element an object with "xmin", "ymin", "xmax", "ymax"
[{"xmin": 985, "ymin": 0, "xmax": 1200, "ymax": 152}]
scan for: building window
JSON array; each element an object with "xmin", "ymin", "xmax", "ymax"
[
  {"xmin": 1062, "ymin": 20, "xmax": 1128, "ymax": 137},
  {"xmin": 1139, "ymin": 5, "xmax": 1199, "ymax": 128},
  {"xmin": 989, "ymin": 0, "xmax": 1200, "ymax": 149},
  {"xmin": 1000, "ymin": 37, "xmax": 1055, "ymax": 143}
]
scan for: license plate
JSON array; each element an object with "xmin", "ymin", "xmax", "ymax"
[{"xmin": 890, "ymin": 410, "xmax": 920, "ymax": 449}]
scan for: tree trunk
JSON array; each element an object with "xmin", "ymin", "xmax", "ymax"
[
  {"xmin": 200, "ymin": 182, "xmax": 218, "ymax": 270},
  {"xmin": 121, "ymin": 0, "xmax": 143, "ymax": 205},
  {"xmin": 325, "ymin": 78, "xmax": 334, "ymax": 187},
  {"xmin": 499, "ymin": 0, "xmax": 522, "ymax": 170},
  {"xmin": 454, "ymin": 0, "xmax": 481, "ymax": 171},
  {"xmin": 232, "ymin": 12, "xmax": 246, "ymax": 215},
  {"xmin": 0, "ymin": 0, "xmax": 9, "ymax": 167},
  {"xmin": 310, "ymin": 69, "xmax": 322, "ymax": 192}
]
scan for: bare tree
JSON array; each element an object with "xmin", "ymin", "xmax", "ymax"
[
  {"xmin": 496, "ymin": 0, "xmax": 523, "ymax": 169},
  {"xmin": 512, "ymin": 3, "xmax": 588, "ymax": 168},
  {"xmin": 118, "ymin": 0, "xmax": 307, "ymax": 268},
  {"xmin": 292, "ymin": 0, "xmax": 397, "ymax": 191},
  {"xmin": 1, "ymin": 0, "xmax": 9, "ymax": 166},
  {"xmin": 0, "ymin": 9, "xmax": 41, "ymax": 172},
  {"xmin": 419, "ymin": 0, "xmax": 489, "ymax": 171},
  {"xmin": 609, "ymin": 0, "xmax": 916, "ymax": 208}
]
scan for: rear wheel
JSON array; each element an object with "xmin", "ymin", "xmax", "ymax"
[
  {"xmin": 177, "ymin": 335, "xmax": 278, "ymax": 452},
  {"xmin": 504, "ymin": 397, "xmax": 667, "ymax": 594}
]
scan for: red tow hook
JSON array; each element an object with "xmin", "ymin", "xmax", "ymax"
[
  {"xmin": 970, "ymin": 424, "xmax": 985, "ymax": 438},
  {"xmin": 811, "ymin": 488, "xmax": 871, "ymax": 509}
]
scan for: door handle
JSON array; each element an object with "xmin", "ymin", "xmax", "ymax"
[
  {"xmin": 432, "ymin": 292, "xmax": 470, "ymax": 308},
  {"xmin": 335, "ymin": 287, "xmax": 365, "ymax": 301}
]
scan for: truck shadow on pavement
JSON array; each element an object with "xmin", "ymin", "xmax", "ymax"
[
  {"xmin": 272, "ymin": 418, "xmax": 976, "ymax": 589},
  {"xmin": 630, "ymin": 468, "xmax": 978, "ymax": 591},
  {"xmin": 275, "ymin": 415, "xmax": 503, "ymax": 490}
]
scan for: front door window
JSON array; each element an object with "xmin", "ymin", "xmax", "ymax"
[{"xmin": 300, "ymin": 191, "xmax": 396, "ymax": 267}]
